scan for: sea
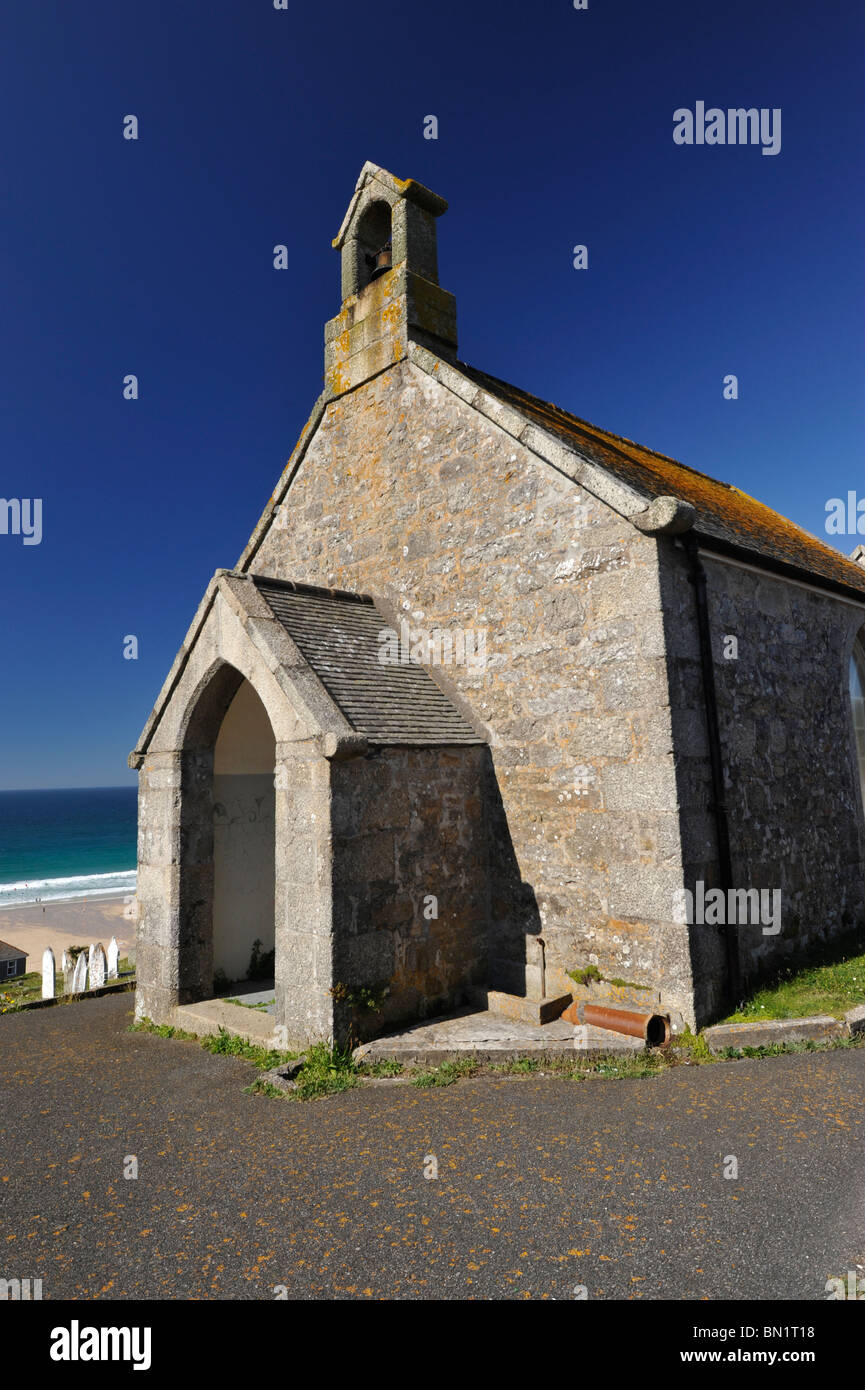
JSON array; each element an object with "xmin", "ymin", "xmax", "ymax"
[{"xmin": 0, "ymin": 787, "xmax": 137, "ymax": 909}]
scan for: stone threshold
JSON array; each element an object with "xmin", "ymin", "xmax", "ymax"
[{"xmin": 172, "ymin": 998, "xmax": 282, "ymax": 1048}]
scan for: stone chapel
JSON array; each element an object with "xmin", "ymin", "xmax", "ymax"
[{"xmin": 130, "ymin": 161, "xmax": 865, "ymax": 1043}]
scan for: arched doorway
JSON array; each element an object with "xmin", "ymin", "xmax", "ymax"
[
  {"xmin": 212, "ymin": 678, "xmax": 276, "ymax": 989},
  {"xmin": 171, "ymin": 660, "xmax": 280, "ymax": 1010}
]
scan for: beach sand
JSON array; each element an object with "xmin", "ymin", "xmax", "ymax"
[{"xmin": 0, "ymin": 895, "xmax": 136, "ymax": 968}]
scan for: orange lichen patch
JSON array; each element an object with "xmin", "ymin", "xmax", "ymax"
[{"xmin": 460, "ymin": 363, "xmax": 865, "ymax": 599}]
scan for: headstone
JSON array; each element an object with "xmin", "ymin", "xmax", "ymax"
[
  {"xmin": 89, "ymin": 942, "xmax": 107, "ymax": 990},
  {"xmin": 61, "ymin": 951, "xmax": 73, "ymax": 992},
  {"xmin": 70, "ymin": 952, "xmax": 87, "ymax": 994},
  {"xmin": 41, "ymin": 948, "xmax": 55, "ymax": 1001},
  {"xmin": 107, "ymin": 937, "xmax": 119, "ymax": 980}
]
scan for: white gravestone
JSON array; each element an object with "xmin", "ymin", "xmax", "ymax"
[
  {"xmin": 61, "ymin": 950, "xmax": 73, "ymax": 992},
  {"xmin": 70, "ymin": 952, "xmax": 87, "ymax": 994},
  {"xmin": 107, "ymin": 937, "xmax": 119, "ymax": 980},
  {"xmin": 41, "ymin": 948, "xmax": 55, "ymax": 1000},
  {"xmin": 89, "ymin": 942, "xmax": 107, "ymax": 990}
]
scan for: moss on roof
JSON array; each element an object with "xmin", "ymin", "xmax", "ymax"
[{"xmin": 460, "ymin": 363, "xmax": 865, "ymax": 600}]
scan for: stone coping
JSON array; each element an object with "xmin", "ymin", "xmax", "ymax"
[{"xmin": 703, "ymin": 1013, "xmax": 861, "ymax": 1054}]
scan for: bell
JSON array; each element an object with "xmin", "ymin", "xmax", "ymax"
[{"xmin": 369, "ymin": 243, "xmax": 392, "ymax": 281}]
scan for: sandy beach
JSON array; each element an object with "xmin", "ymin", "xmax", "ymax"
[{"xmin": 0, "ymin": 894, "xmax": 136, "ymax": 969}]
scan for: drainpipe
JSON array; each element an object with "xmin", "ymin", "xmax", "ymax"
[
  {"xmin": 682, "ymin": 532, "xmax": 742, "ymax": 1006},
  {"xmin": 630, "ymin": 496, "xmax": 742, "ymax": 1007}
]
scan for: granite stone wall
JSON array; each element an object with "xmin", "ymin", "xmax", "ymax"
[
  {"xmin": 660, "ymin": 540, "xmax": 865, "ymax": 1018},
  {"xmin": 330, "ymin": 743, "xmax": 488, "ymax": 1038},
  {"xmin": 247, "ymin": 360, "xmax": 699, "ymax": 1021}
]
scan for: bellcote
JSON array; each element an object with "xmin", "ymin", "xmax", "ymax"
[{"xmin": 324, "ymin": 162, "xmax": 457, "ymax": 397}]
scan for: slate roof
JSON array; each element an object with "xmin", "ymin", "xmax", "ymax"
[
  {"xmin": 0, "ymin": 940, "xmax": 27, "ymax": 962},
  {"xmin": 459, "ymin": 363, "xmax": 865, "ymax": 601},
  {"xmin": 254, "ymin": 577, "xmax": 482, "ymax": 745}
]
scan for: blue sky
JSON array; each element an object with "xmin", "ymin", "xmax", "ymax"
[{"xmin": 1, "ymin": 0, "xmax": 863, "ymax": 789}]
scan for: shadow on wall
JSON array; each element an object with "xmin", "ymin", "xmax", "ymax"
[
  {"xmin": 482, "ymin": 749, "xmax": 544, "ymax": 998},
  {"xmin": 327, "ymin": 743, "xmax": 543, "ymax": 1044}
]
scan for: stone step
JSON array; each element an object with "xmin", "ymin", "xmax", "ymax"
[
  {"xmin": 484, "ymin": 990, "xmax": 572, "ymax": 1026},
  {"xmin": 172, "ymin": 998, "xmax": 280, "ymax": 1048},
  {"xmin": 353, "ymin": 1010, "xmax": 644, "ymax": 1065}
]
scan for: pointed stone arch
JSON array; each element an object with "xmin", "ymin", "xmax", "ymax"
[{"xmin": 131, "ymin": 574, "xmax": 347, "ymax": 1038}]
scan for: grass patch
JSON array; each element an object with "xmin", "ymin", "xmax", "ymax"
[
  {"xmin": 412, "ymin": 1057, "xmax": 478, "ymax": 1087},
  {"xmin": 131, "ymin": 1018, "xmax": 300, "ymax": 1072},
  {"xmin": 490, "ymin": 1056, "xmax": 545, "ymax": 1075},
  {"xmin": 133, "ymin": 1020, "xmax": 195, "ymax": 1041},
  {"xmin": 132, "ymin": 1020, "xmax": 354, "ymax": 1099},
  {"xmin": 718, "ymin": 948, "xmax": 865, "ymax": 1024},
  {"xmin": 223, "ymin": 996, "xmax": 274, "ymax": 1013},
  {"xmin": 357, "ymin": 1058, "xmax": 403, "ymax": 1078},
  {"xmin": 292, "ymin": 1043, "xmax": 358, "ymax": 1099},
  {"xmin": 244, "ymin": 1078, "xmax": 286, "ymax": 1098},
  {"xmin": 671, "ymin": 1026, "xmax": 715, "ymax": 1061},
  {"xmin": 580, "ymin": 1053, "xmax": 665, "ymax": 1080},
  {"xmin": 0, "ymin": 970, "xmax": 45, "ymax": 1011},
  {"xmin": 198, "ymin": 1027, "xmax": 301, "ymax": 1071},
  {"xmin": 489, "ymin": 1052, "xmax": 667, "ymax": 1081},
  {"xmin": 716, "ymin": 1034, "xmax": 861, "ymax": 1060}
]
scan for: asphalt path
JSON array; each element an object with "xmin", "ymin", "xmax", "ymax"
[{"xmin": 1, "ymin": 994, "xmax": 863, "ymax": 1301}]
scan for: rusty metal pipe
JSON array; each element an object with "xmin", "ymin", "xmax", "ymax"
[{"xmin": 580, "ymin": 1002, "xmax": 671, "ymax": 1047}]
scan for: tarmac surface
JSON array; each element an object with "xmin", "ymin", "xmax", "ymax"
[{"xmin": 1, "ymin": 993, "xmax": 863, "ymax": 1301}]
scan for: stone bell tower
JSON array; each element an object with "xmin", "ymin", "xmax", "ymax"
[{"xmin": 324, "ymin": 161, "xmax": 458, "ymax": 397}]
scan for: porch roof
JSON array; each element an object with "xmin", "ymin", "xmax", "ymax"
[{"xmin": 254, "ymin": 577, "xmax": 483, "ymax": 746}]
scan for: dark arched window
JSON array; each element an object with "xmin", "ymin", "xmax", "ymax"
[{"xmin": 849, "ymin": 636, "xmax": 865, "ymax": 807}]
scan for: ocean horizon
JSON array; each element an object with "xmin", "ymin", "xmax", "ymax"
[{"xmin": 0, "ymin": 787, "xmax": 137, "ymax": 908}]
